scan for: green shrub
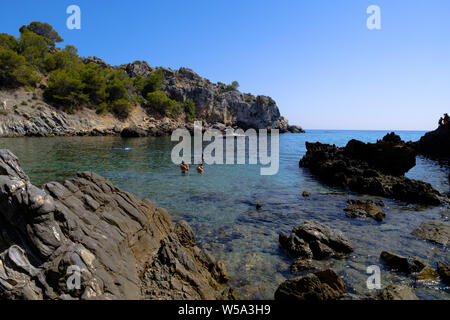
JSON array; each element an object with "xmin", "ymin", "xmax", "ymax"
[
  {"xmin": 182, "ymin": 99, "xmax": 196, "ymax": 120},
  {"xmin": 146, "ymin": 90, "xmax": 178, "ymax": 116},
  {"xmin": 141, "ymin": 69, "xmax": 164, "ymax": 97},
  {"xmin": 20, "ymin": 22, "xmax": 63, "ymax": 43},
  {"xmin": 43, "ymin": 69, "xmax": 86, "ymax": 107},
  {"xmin": 0, "ymin": 33, "xmax": 18, "ymax": 51},
  {"xmin": 0, "ymin": 48, "xmax": 40, "ymax": 87},
  {"xmin": 110, "ymin": 99, "xmax": 131, "ymax": 119},
  {"xmin": 0, "ymin": 110, "xmax": 8, "ymax": 116}
]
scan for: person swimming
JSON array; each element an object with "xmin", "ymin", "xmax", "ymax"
[
  {"xmin": 180, "ymin": 160, "xmax": 189, "ymax": 173},
  {"xmin": 197, "ymin": 163, "xmax": 204, "ymax": 174}
]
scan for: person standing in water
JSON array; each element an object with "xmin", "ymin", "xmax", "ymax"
[
  {"xmin": 180, "ymin": 160, "xmax": 189, "ymax": 173},
  {"xmin": 197, "ymin": 163, "xmax": 204, "ymax": 174}
]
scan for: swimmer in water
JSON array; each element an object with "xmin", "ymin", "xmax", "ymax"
[
  {"xmin": 180, "ymin": 160, "xmax": 189, "ymax": 173},
  {"xmin": 197, "ymin": 163, "xmax": 204, "ymax": 174}
]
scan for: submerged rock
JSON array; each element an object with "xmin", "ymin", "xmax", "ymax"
[
  {"xmin": 279, "ymin": 220, "xmax": 353, "ymax": 260},
  {"xmin": 344, "ymin": 199, "xmax": 385, "ymax": 222},
  {"xmin": 411, "ymin": 221, "xmax": 450, "ymax": 246},
  {"xmin": 380, "ymin": 251, "xmax": 438, "ymax": 280},
  {"xmin": 377, "ymin": 285, "xmax": 419, "ymax": 300},
  {"xmin": 299, "ymin": 133, "xmax": 443, "ymax": 205},
  {"xmin": 302, "ymin": 191, "xmax": 311, "ymax": 197},
  {"xmin": 274, "ymin": 268, "xmax": 346, "ymax": 300},
  {"xmin": 0, "ymin": 149, "xmax": 232, "ymax": 300},
  {"xmin": 437, "ymin": 262, "xmax": 450, "ymax": 285}
]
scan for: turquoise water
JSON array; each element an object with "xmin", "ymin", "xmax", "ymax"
[{"xmin": 0, "ymin": 130, "xmax": 448, "ymax": 299}]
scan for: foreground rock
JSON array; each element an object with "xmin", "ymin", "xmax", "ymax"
[
  {"xmin": 274, "ymin": 268, "xmax": 346, "ymax": 300},
  {"xmin": 437, "ymin": 262, "xmax": 450, "ymax": 285},
  {"xmin": 411, "ymin": 221, "xmax": 450, "ymax": 246},
  {"xmin": 377, "ymin": 285, "xmax": 419, "ymax": 300},
  {"xmin": 380, "ymin": 251, "xmax": 438, "ymax": 280},
  {"xmin": 279, "ymin": 220, "xmax": 353, "ymax": 260},
  {"xmin": 299, "ymin": 133, "xmax": 443, "ymax": 205},
  {"xmin": 417, "ymin": 125, "xmax": 450, "ymax": 158},
  {"xmin": 0, "ymin": 149, "xmax": 232, "ymax": 300},
  {"xmin": 344, "ymin": 199, "xmax": 385, "ymax": 222}
]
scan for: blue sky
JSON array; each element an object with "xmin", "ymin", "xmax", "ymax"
[{"xmin": 1, "ymin": 0, "xmax": 449, "ymax": 130}]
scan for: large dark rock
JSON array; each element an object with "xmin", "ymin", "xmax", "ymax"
[
  {"xmin": 411, "ymin": 221, "xmax": 450, "ymax": 246},
  {"xmin": 380, "ymin": 251, "xmax": 438, "ymax": 280},
  {"xmin": 437, "ymin": 262, "xmax": 450, "ymax": 285},
  {"xmin": 274, "ymin": 268, "xmax": 346, "ymax": 300},
  {"xmin": 120, "ymin": 126, "xmax": 148, "ymax": 138},
  {"xmin": 279, "ymin": 220, "xmax": 353, "ymax": 260},
  {"xmin": 0, "ymin": 149, "xmax": 233, "ymax": 300},
  {"xmin": 299, "ymin": 133, "xmax": 443, "ymax": 205},
  {"xmin": 344, "ymin": 133, "xmax": 416, "ymax": 176},
  {"xmin": 417, "ymin": 125, "xmax": 450, "ymax": 158}
]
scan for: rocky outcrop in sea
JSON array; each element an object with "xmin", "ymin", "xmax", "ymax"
[
  {"xmin": 417, "ymin": 125, "xmax": 450, "ymax": 158},
  {"xmin": 0, "ymin": 149, "xmax": 233, "ymax": 300},
  {"xmin": 299, "ymin": 133, "xmax": 445, "ymax": 205}
]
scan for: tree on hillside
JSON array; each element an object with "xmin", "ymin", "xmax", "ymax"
[
  {"xmin": 231, "ymin": 81, "xmax": 240, "ymax": 90},
  {"xmin": 20, "ymin": 22, "xmax": 63, "ymax": 43}
]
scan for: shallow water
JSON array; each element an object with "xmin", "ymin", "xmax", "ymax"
[{"xmin": 0, "ymin": 130, "xmax": 448, "ymax": 299}]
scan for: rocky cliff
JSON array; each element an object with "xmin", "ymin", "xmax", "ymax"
[
  {"xmin": 0, "ymin": 149, "xmax": 233, "ymax": 299},
  {"xmin": 0, "ymin": 59, "xmax": 303, "ymax": 137}
]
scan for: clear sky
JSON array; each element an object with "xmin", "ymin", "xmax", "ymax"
[{"xmin": 1, "ymin": 0, "xmax": 449, "ymax": 130}]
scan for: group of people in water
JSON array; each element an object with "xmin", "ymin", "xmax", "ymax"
[
  {"xmin": 180, "ymin": 154, "xmax": 205, "ymax": 174},
  {"xmin": 438, "ymin": 113, "xmax": 450, "ymax": 127}
]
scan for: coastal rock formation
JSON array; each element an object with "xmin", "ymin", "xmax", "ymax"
[
  {"xmin": 299, "ymin": 133, "xmax": 443, "ymax": 205},
  {"xmin": 279, "ymin": 220, "xmax": 353, "ymax": 260},
  {"xmin": 344, "ymin": 199, "xmax": 385, "ymax": 222},
  {"xmin": 0, "ymin": 63, "xmax": 303, "ymax": 137},
  {"xmin": 120, "ymin": 125, "xmax": 148, "ymax": 138},
  {"xmin": 377, "ymin": 285, "xmax": 419, "ymax": 300},
  {"xmin": 274, "ymin": 268, "xmax": 346, "ymax": 300},
  {"xmin": 417, "ymin": 125, "xmax": 450, "ymax": 158},
  {"xmin": 411, "ymin": 221, "xmax": 450, "ymax": 246},
  {"xmin": 380, "ymin": 251, "xmax": 438, "ymax": 280},
  {"xmin": 0, "ymin": 149, "xmax": 232, "ymax": 300},
  {"xmin": 437, "ymin": 262, "xmax": 450, "ymax": 285}
]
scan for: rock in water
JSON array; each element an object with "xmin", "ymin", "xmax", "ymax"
[
  {"xmin": 120, "ymin": 126, "xmax": 148, "ymax": 137},
  {"xmin": 437, "ymin": 262, "xmax": 450, "ymax": 285},
  {"xmin": 380, "ymin": 251, "xmax": 438, "ymax": 280},
  {"xmin": 302, "ymin": 191, "xmax": 311, "ymax": 197},
  {"xmin": 411, "ymin": 221, "xmax": 450, "ymax": 246},
  {"xmin": 377, "ymin": 285, "xmax": 419, "ymax": 300},
  {"xmin": 274, "ymin": 268, "xmax": 346, "ymax": 300},
  {"xmin": 0, "ymin": 149, "xmax": 233, "ymax": 300},
  {"xmin": 299, "ymin": 133, "xmax": 443, "ymax": 205},
  {"xmin": 344, "ymin": 133, "xmax": 416, "ymax": 176},
  {"xmin": 344, "ymin": 199, "xmax": 385, "ymax": 222},
  {"xmin": 417, "ymin": 125, "xmax": 450, "ymax": 158},
  {"xmin": 279, "ymin": 220, "xmax": 353, "ymax": 260}
]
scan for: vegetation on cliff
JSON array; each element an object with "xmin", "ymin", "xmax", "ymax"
[{"xmin": 0, "ymin": 22, "xmax": 198, "ymax": 120}]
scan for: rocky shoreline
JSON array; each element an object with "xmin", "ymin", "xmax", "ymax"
[
  {"xmin": 299, "ymin": 133, "xmax": 447, "ymax": 205},
  {"xmin": 0, "ymin": 149, "xmax": 234, "ymax": 299},
  {"xmin": 0, "ymin": 60, "xmax": 304, "ymax": 138}
]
